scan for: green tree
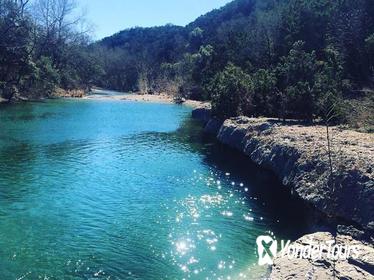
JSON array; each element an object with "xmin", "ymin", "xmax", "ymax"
[
  {"xmin": 189, "ymin": 27, "xmax": 204, "ymax": 51},
  {"xmin": 0, "ymin": 0, "xmax": 33, "ymax": 101},
  {"xmin": 276, "ymin": 41, "xmax": 319, "ymax": 120},
  {"xmin": 208, "ymin": 63, "xmax": 254, "ymax": 119},
  {"xmin": 252, "ymin": 68, "xmax": 278, "ymax": 117},
  {"xmin": 315, "ymin": 46, "xmax": 349, "ymax": 122},
  {"xmin": 27, "ymin": 56, "xmax": 60, "ymax": 98}
]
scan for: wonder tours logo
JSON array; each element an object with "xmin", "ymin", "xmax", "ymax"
[{"xmin": 256, "ymin": 234, "xmax": 361, "ymax": 266}]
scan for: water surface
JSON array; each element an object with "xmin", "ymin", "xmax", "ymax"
[{"xmin": 0, "ymin": 99, "xmax": 309, "ymax": 279}]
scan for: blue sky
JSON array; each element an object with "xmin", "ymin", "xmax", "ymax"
[{"xmin": 78, "ymin": 0, "xmax": 232, "ymax": 39}]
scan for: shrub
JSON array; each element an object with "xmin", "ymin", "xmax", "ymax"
[
  {"xmin": 252, "ymin": 69, "xmax": 278, "ymax": 117},
  {"xmin": 276, "ymin": 41, "xmax": 319, "ymax": 121},
  {"xmin": 208, "ymin": 63, "xmax": 254, "ymax": 119}
]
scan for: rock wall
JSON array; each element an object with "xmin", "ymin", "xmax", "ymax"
[
  {"xmin": 192, "ymin": 108, "xmax": 374, "ymax": 279},
  {"xmin": 191, "ymin": 107, "xmax": 211, "ymax": 123},
  {"xmin": 193, "ymin": 111, "xmax": 374, "ymax": 235}
]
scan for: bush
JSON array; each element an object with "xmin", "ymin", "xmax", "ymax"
[
  {"xmin": 252, "ymin": 69, "xmax": 278, "ymax": 117},
  {"xmin": 208, "ymin": 63, "xmax": 254, "ymax": 119},
  {"xmin": 276, "ymin": 41, "xmax": 319, "ymax": 121}
]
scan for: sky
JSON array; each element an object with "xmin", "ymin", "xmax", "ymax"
[{"xmin": 78, "ymin": 0, "xmax": 232, "ymax": 39}]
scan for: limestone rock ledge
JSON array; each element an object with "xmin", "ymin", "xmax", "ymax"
[
  {"xmin": 192, "ymin": 110, "xmax": 374, "ymax": 279},
  {"xmin": 217, "ymin": 117, "xmax": 374, "ymax": 233},
  {"xmin": 194, "ymin": 112, "xmax": 374, "ymax": 234},
  {"xmin": 270, "ymin": 232, "xmax": 374, "ymax": 280}
]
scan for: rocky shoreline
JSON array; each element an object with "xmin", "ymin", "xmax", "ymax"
[{"xmin": 192, "ymin": 107, "xmax": 374, "ymax": 279}]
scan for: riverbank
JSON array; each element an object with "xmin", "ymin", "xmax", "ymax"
[
  {"xmin": 1, "ymin": 88, "xmax": 210, "ymax": 109},
  {"xmin": 53, "ymin": 88, "xmax": 86, "ymax": 98},
  {"xmin": 192, "ymin": 107, "xmax": 374, "ymax": 279},
  {"xmin": 82, "ymin": 91, "xmax": 210, "ymax": 108},
  {"xmin": 0, "ymin": 88, "xmax": 87, "ymax": 103},
  {"xmin": 83, "ymin": 92, "xmax": 172, "ymax": 103}
]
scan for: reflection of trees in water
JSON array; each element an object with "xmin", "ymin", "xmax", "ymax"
[
  {"xmin": 0, "ymin": 143, "xmax": 39, "ymax": 202},
  {"xmin": 0, "ymin": 102, "xmax": 48, "ymax": 122},
  {"xmin": 0, "ymin": 137, "xmax": 92, "ymax": 204}
]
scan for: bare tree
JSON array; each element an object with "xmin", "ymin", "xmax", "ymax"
[{"xmin": 31, "ymin": 0, "xmax": 91, "ymax": 66}]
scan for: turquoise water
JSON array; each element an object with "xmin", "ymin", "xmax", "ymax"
[{"xmin": 0, "ymin": 99, "xmax": 309, "ymax": 279}]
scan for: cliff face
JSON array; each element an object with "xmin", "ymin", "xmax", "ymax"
[
  {"xmin": 192, "ymin": 109, "xmax": 374, "ymax": 278},
  {"xmin": 191, "ymin": 107, "xmax": 211, "ymax": 123},
  {"xmin": 216, "ymin": 117, "xmax": 374, "ymax": 234},
  {"xmin": 194, "ymin": 112, "xmax": 374, "ymax": 234}
]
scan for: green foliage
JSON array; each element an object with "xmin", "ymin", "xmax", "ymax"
[
  {"xmin": 314, "ymin": 46, "xmax": 349, "ymax": 123},
  {"xmin": 251, "ymin": 69, "xmax": 278, "ymax": 117},
  {"xmin": 189, "ymin": 27, "xmax": 204, "ymax": 51},
  {"xmin": 0, "ymin": 0, "xmax": 99, "ymax": 101},
  {"xmin": 92, "ymin": 0, "xmax": 374, "ymax": 126},
  {"xmin": 96, "ymin": 25, "xmax": 188, "ymax": 92},
  {"xmin": 0, "ymin": 0, "xmax": 33, "ymax": 100},
  {"xmin": 208, "ymin": 63, "xmax": 253, "ymax": 119},
  {"xmin": 30, "ymin": 56, "xmax": 60, "ymax": 97},
  {"xmin": 1, "ymin": 0, "xmax": 373, "ymax": 128},
  {"xmin": 276, "ymin": 41, "xmax": 319, "ymax": 120}
]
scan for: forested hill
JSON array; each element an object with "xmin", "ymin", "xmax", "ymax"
[
  {"xmin": 94, "ymin": 0, "xmax": 373, "ymax": 129},
  {"xmin": 94, "ymin": 0, "xmax": 259, "ymax": 92},
  {"xmin": 98, "ymin": 0, "xmax": 256, "ymax": 51},
  {"xmin": 100, "ymin": 25, "xmax": 187, "ymax": 58},
  {"xmin": 186, "ymin": 0, "xmax": 256, "ymax": 37}
]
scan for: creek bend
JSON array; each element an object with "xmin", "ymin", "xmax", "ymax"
[{"xmin": 0, "ymin": 98, "xmax": 310, "ymax": 279}]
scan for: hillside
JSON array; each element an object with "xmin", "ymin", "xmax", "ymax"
[
  {"xmin": 92, "ymin": 0, "xmax": 374, "ymax": 130},
  {"xmin": 100, "ymin": 25, "xmax": 187, "ymax": 61},
  {"xmin": 94, "ymin": 0, "xmax": 259, "ymax": 92},
  {"xmin": 98, "ymin": 0, "xmax": 257, "ymax": 50},
  {"xmin": 186, "ymin": 0, "xmax": 256, "ymax": 37}
]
